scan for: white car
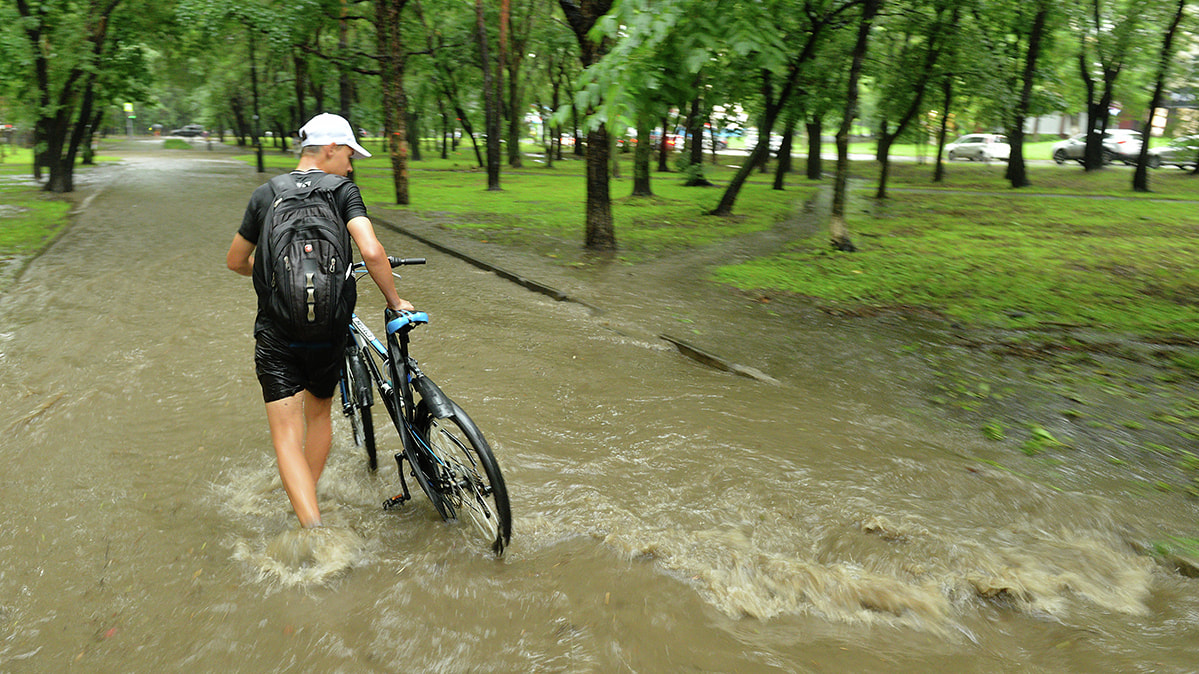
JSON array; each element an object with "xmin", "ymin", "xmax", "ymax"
[
  {"xmin": 1052, "ymin": 129, "xmax": 1143, "ymax": 165},
  {"xmin": 945, "ymin": 134, "xmax": 1010, "ymax": 161},
  {"xmin": 1147, "ymin": 135, "xmax": 1199, "ymax": 169}
]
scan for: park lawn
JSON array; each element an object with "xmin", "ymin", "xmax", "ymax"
[
  {"xmin": 711, "ymin": 160, "xmax": 1199, "ymax": 339},
  {"xmin": 0, "ymin": 151, "xmax": 73, "ymax": 256},
  {"xmin": 0, "ymin": 149, "xmax": 123, "ymax": 258},
  {"xmin": 713, "ymin": 188, "xmax": 1199, "ymax": 338},
  {"xmin": 356, "ymin": 160, "xmax": 814, "ymax": 259},
  {"xmin": 230, "ymin": 146, "xmax": 1199, "ymax": 341}
]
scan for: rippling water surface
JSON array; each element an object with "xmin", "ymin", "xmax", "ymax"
[{"xmin": 0, "ymin": 147, "xmax": 1196, "ymax": 672}]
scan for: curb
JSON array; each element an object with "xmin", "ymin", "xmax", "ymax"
[
  {"xmin": 373, "ymin": 217, "xmax": 601, "ymax": 313},
  {"xmin": 373, "ymin": 216, "xmax": 778, "ymax": 385}
]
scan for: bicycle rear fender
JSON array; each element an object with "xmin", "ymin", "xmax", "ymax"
[{"xmin": 413, "ymin": 374, "xmax": 454, "ymax": 418}]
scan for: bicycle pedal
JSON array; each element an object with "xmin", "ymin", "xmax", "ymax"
[{"xmin": 383, "ymin": 494, "xmax": 409, "ymax": 510}]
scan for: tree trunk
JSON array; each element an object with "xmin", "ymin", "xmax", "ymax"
[
  {"xmin": 408, "ymin": 109, "xmax": 422, "ymax": 161},
  {"xmin": 377, "ymin": 0, "xmax": 411, "ymax": 204},
  {"xmin": 632, "ymin": 108, "xmax": 653, "ymax": 196},
  {"xmin": 82, "ymin": 109, "xmax": 102, "ymax": 165},
  {"xmin": 1006, "ymin": 4, "xmax": 1048, "ymax": 189},
  {"xmin": 773, "ymin": 112, "xmax": 797, "ymax": 190},
  {"xmin": 1079, "ymin": 65, "xmax": 1120, "ymax": 170},
  {"xmin": 477, "ymin": 0, "xmax": 501, "ymax": 190},
  {"xmin": 933, "ymin": 75, "xmax": 952, "ymax": 182},
  {"xmin": 558, "ymin": 0, "xmax": 616, "ymax": 251},
  {"xmin": 585, "ymin": 125, "xmax": 616, "ymax": 249},
  {"xmin": 831, "ymin": 0, "xmax": 881, "ymax": 252},
  {"xmin": 657, "ymin": 116, "xmax": 670, "ymax": 172},
  {"xmin": 293, "ymin": 53, "xmax": 309, "ymax": 127},
  {"xmin": 1134, "ymin": 0, "xmax": 1188, "ymax": 193},
  {"xmin": 806, "ymin": 118, "xmax": 823, "ymax": 180},
  {"xmin": 684, "ymin": 91, "xmax": 711, "ymax": 186}
]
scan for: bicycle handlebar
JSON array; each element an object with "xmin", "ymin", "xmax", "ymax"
[
  {"xmin": 351, "ymin": 257, "xmax": 426, "ymax": 273},
  {"xmin": 389, "ymin": 256, "xmax": 426, "ymax": 268}
]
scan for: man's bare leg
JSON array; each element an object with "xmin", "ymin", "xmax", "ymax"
[
  {"xmin": 265, "ymin": 391, "xmax": 332, "ymax": 528},
  {"xmin": 302, "ymin": 391, "xmax": 334, "ymax": 485}
]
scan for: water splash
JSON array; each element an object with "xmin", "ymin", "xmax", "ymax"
[{"xmin": 233, "ymin": 526, "xmax": 371, "ymax": 587}]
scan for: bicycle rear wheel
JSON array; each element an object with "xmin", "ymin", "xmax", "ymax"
[
  {"xmin": 342, "ymin": 351, "xmax": 377, "ymax": 471},
  {"xmin": 413, "ymin": 400, "xmax": 512, "ymax": 555}
]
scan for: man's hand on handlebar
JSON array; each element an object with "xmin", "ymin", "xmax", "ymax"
[{"xmin": 388, "ymin": 298, "xmax": 416, "ymax": 313}]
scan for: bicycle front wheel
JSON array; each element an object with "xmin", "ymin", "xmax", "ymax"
[{"xmin": 413, "ymin": 401, "xmax": 512, "ymax": 555}]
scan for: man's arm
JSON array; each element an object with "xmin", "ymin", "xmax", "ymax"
[
  {"xmin": 346, "ymin": 216, "xmax": 413, "ymax": 312},
  {"xmin": 226, "ymin": 233, "xmax": 255, "ymax": 276}
]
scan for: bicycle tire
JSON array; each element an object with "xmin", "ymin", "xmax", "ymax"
[
  {"xmin": 358, "ymin": 404, "xmax": 376, "ymax": 471},
  {"xmin": 343, "ymin": 351, "xmax": 378, "ymax": 471},
  {"xmin": 413, "ymin": 400, "xmax": 512, "ymax": 555}
]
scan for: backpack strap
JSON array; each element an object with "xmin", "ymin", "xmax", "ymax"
[{"xmin": 313, "ymin": 172, "xmax": 349, "ymax": 192}]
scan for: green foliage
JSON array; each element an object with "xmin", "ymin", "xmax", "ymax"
[{"xmin": 1021, "ymin": 426, "xmax": 1066, "ymax": 455}]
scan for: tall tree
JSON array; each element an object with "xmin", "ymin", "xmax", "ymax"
[
  {"xmin": 829, "ymin": 0, "xmax": 881, "ymax": 252},
  {"xmin": 499, "ymin": 0, "xmax": 541, "ymax": 168},
  {"xmin": 415, "ymin": 0, "xmax": 487, "ymax": 168},
  {"xmin": 1073, "ymin": 0, "xmax": 1142, "ymax": 170},
  {"xmin": 15, "ymin": 0, "xmax": 127, "ymax": 192},
  {"xmin": 377, "ymin": 0, "xmax": 413, "ymax": 203},
  {"xmin": 1134, "ymin": 0, "xmax": 1190, "ymax": 192},
  {"xmin": 477, "ymin": 0, "xmax": 502, "ymax": 189},
  {"xmin": 557, "ymin": 0, "xmax": 616, "ymax": 251},
  {"xmin": 1004, "ymin": 0, "xmax": 1050, "ymax": 188},
  {"xmin": 870, "ymin": 0, "xmax": 957, "ymax": 199},
  {"xmin": 710, "ymin": 0, "xmax": 861, "ymax": 216}
]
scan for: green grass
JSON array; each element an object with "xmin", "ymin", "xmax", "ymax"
[
  {"xmin": 713, "ymin": 184, "xmax": 1199, "ymax": 338},
  {"xmin": 230, "ymin": 143, "xmax": 1199, "ymax": 341},
  {"xmin": 356, "ymin": 161, "xmax": 813, "ymax": 259},
  {"xmin": 0, "ymin": 148, "xmax": 123, "ymax": 258},
  {"xmin": 0, "ymin": 150, "xmax": 72, "ymax": 256},
  {"xmin": 234, "ymin": 140, "xmax": 813, "ymax": 260}
]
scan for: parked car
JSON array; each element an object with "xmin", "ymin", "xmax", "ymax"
[
  {"xmin": 169, "ymin": 124, "xmax": 205, "ymax": 137},
  {"xmin": 1051, "ymin": 129, "xmax": 1143, "ymax": 165},
  {"xmin": 945, "ymin": 134, "xmax": 1010, "ymax": 161},
  {"xmin": 1104, "ymin": 129, "xmax": 1143, "ymax": 164},
  {"xmin": 1147, "ymin": 135, "xmax": 1199, "ymax": 169}
]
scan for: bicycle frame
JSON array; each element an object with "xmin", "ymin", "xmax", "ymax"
[
  {"xmin": 345, "ymin": 309, "xmax": 419, "ymax": 505},
  {"xmin": 339, "ymin": 258, "xmax": 512, "ymax": 554},
  {"xmin": 342, "ymin": 261, "xmax": 453, "ymax": 508}
]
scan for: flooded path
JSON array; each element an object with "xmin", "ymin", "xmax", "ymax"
[{"xmin": 0, "ymin": 145, "xmax": 1196, "ymax": 672}]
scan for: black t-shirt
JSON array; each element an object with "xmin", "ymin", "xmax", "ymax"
[{"xmin": 238, "ymin": 170, "xmax": 368, "ymax": 336}]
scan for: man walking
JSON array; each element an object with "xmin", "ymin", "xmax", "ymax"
[{"xmin": 226, "ymin": 113, "xmax": 413, "ymax": 528}]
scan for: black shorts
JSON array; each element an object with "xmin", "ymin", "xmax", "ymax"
[{"xmin": 254, "ymin": 329, "xmax": 347, "ymax": 403}]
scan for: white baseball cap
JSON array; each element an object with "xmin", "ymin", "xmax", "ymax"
[{"xmin": 298, "ymin": 113, "xmax": 372, "ymax": 159}]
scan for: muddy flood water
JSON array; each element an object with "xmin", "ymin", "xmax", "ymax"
[{"xmin": 1, "ymin": 145, "xmax": 1197, "ymax": 672}]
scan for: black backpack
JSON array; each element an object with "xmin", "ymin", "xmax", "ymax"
[{"xmin": 259, "ymin": 173, "xmax": 357, "ymax": 342}]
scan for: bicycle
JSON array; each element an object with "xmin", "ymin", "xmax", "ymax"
[{"xmin": 338, "ymin": 256, "xmax": 511, "ymax": 555}]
